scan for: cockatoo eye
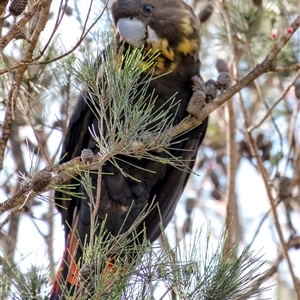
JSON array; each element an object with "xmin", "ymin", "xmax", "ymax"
[{"xmin": 142, "ymin": 4, "xmax": 154, "ymax": 14}]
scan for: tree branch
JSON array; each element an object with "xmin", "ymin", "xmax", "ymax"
[{"xmin": 1, "ymin": 15, "xmax": 299, "ymax": 228}]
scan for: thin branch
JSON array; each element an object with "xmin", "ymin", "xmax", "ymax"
[
  {"xmin": 1, "ymin": 14, "xmax": 299, "ymax": 234},
  {"xmin": 90, "ymin": 164, "xmax": 103, "ymax": 247},
  {"xmin": 0, "ymin": 0, "xmax": 49, "ymax": 50},
  {"xmin": 247, "ymin": 47, "xmax": 284, "ymax": 169},
  {"xmin": 0, "ymin": 84, "xmax": 19, "ymax": 170},
  {"xmin": 218, "ymin": 0, "xmax": 239, "ymax": 256},
  {"xmin": 246, "ymin": 120, "xmax": 300, "ymax": 299},
  {"xmin": 270, "ymin": 63, "xmax": 300, "ymax": 72},
  {"xmin": 285, "ymin": 101, "xmax": 300, "ymax": 173},
  {"xmin": 164, "ymin": 14, "xmax": 300, "ymax": 132},
  {"xmin": 250, "ymin": 70, "xmax": 300, "ymax": 131},
  {"xmin": 0, "ymin": 0, "xmax": 109, "ymax": 76},
  {"xmin": 215, "ymin": 7, "xmax": 300, "ymax": 297},
  {"xmin": 243, "ymin": 236, "xmax": 300, "ymax": 299}
]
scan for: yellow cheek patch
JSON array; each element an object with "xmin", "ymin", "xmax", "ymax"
[
  {"xmin": 139, "ymin": 54, "xmax": 178, "ymax": 75},
  {"xmin": 177, "ymin": 37, "xmax": 199, "ymax": 55},
  {"xmin": 154, "ymin": 58, "xmax": 166, "ymax": 74},
  {"xmin": 181, "ymin": 15, "xmax": 194, "ymax": 35},
  {"xmin": 147, "ymin": 38, "xmax": 175, "ymax": 61},
  {"xmin": 154, "ymin": 57, "xmax": 178, "ymax": 75},
  {"xmin": 157, "ymin": 38, "xmax": 169, "ymax": 51},
  {"xmin": 178, "ymin": 13, "xmax": 200, "ymax": 56},
  {"xmin": 161, "ymin": 48, "xmax": 175, "ymax": 60}
]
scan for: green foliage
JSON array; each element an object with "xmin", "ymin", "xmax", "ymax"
[
  {"xmin": 0, "ymin": 226, "xmax": 268, "ymax": 299},
  {"xmin": 61, "ymin": 38, "xmax": 187, "ymax": 171},
  {"xmin": 159, "ymin": 228, "xmax": 268, "ymax": 300},
  {"xmin": 1, "ymin": 0, "xmax": 299, "ymax": 299},
  {"xmin": 0, "ymin": 260, "xmax": 49, "ymax": 300}
]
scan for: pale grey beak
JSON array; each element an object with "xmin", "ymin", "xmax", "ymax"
[{"xmin": 117, "ymin": 18, "xmax": 147, "ymax": 47}]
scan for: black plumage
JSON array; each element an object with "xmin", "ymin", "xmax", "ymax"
[{"xmin": 51, "ymin": 0, "xmax": 208, "ymax": 298}]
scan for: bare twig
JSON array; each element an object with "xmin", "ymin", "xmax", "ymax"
[
  {"xmin": 0, "ymin": 0, "xmax": 109, "ymax": 76},
  {"xmin": 0, "ymin": 0, "xmax": 48, "ymax": 50},
  {"xmin": 250, "ymin": 70, "xmax": 300, "ymax": 131},
  {"xmin": 215, "ymin": 6, "xmax": 300, "ymax": 296},
  {"xmin": 285, "ymin": 99, "xmax": 300, "ymax": 173},
  {"xmin": 0, "ymin": 84, "xmax": 19, "ymax": 169},
  {"xmin": 90, "ymin": 164, "xmax": 103, "ymax": 247},
  {"xmin": 218, "ymin": 0, "xmax": 240, "ymax": 256},
  {"xmin": 270, "ymin": 63, "xmax": 300, "ymax": 72},
  {"xmin": 246, "ymin": 112, "xmax": 300, "ymax": 299},
  {"xmin": 0, "ymin": 0, "xmax": 52, "ymax": 169}
]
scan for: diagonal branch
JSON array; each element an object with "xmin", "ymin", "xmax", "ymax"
[{"xmin": 1, "ymin": 14, "xmax": 299, "ymax": 221}]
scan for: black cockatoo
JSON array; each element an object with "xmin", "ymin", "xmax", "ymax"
[{"xmin": 51, "ymin": 0, "xmax": 208, "ymax": 298}]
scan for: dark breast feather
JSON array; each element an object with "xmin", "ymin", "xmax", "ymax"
[{"xmin": 55, "ymin": 51, "xmax": 208, "ymax": 245}]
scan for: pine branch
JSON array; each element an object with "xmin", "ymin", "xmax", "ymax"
[{"xmin": 1, "ymin": 15, "xmax": 299, "ymax": 214}]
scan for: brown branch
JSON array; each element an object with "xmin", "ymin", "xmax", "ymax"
[
  {"xmin": 269, "ymin": 63, "xmax": 300, "ymax": 72},
  {"xmin": 0, "ymin": 0, "xmax": 9, "ymax": 17},
  {"xmin": 214, "ymin": 7, "xmax": 300, "ymax": 296},
  {"xmin": 0, "ymin": 0, "xmax": 48, "ymax": 50},
  {"xmin": 1, "ymin": 14, "xmax": 299, "ymax": 233},
  {"xmin": 161, "ymin": 14, "xmax": 300, "ymax": 138},
  {"xmin": 246, "ymin": 116, "xmax": 300, "ymax": 299},
  {"xmin": 90, "ymin": 165, "xmax": 103, "ymax": 246},
  {"xmin": 47, "ymin": 197, "xmax": 56, "ymax": 280},
  {"xmin": 285, "ymin": 101, "xmax": 300, "ymax": 173},
  {"xmin": 224, "ymin": 99, "xmax": 238, "ymax": 255},
  {"xmin": 0, "ymin": 0, "xmax": 109, "ymax": 76},
  {"xmin": 232, "ymin": 20, "xmax": 300, "ymax": 296},
  {"xmin": 0, "ymin": 84, "xmax": 19, "ymax": 170},
  {"xmin": 0, "ymin": 1, "xmax": 52, "ymax": 169},
  {"xmin": 218, "ymin": 0, "xmax": 240, "ymax": 256},
  {"xmin": 0, "ymin": 156, "xmax": 99, "ymax": 214}
]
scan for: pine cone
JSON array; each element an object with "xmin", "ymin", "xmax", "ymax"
[
  {"xmin": 185, "ymin": 198, "xmax": 196, "ymax": 215},
  {"xmin": 216, "ymin": 59, "xmax": 229, "ymax": 73},
  {"xmin": 211, "ymin": 189, "xmax": 222, "ymax": 201},
  {"xmin": 9, "ymin": 0, "xmax": 28, "ymax": 16},
  {"xmin": 30, "ymin": 171, "xmax": 52, "ymax": 193},
  {"xmin": 205, "ymin": 79, "xmax": 218, "ymax": 100},
  {"xmin": 79, "ymin": 261, "xmax": 96, "ymax": 297},
  {"xmin": 191, "ymin": 75, "xmax": 206, "ymax": 93},
  {"xmin": 217, "ymin": 72, "xmax": 231, "ymax": 91},
  {"xmin": 198, "ymin": 4, "xmax": 213, "ymax": 23},
  {"xmin": 63, "ymin": 5, "xmax": 73, "ymax": 16},
  {"xmin": 186, "ymin": 90, "xmax": 206, "ymax": 117},
  {"xmin": 277, "ymin": 176, "xmax": 292, "ymax": 202},
  {"xmin": 81, "ymin": 148, "xmax": 94, "ymax": 164},
  {"xmin": 14, "ymin": 31, "xmax": 26, "ymax": 40}
]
